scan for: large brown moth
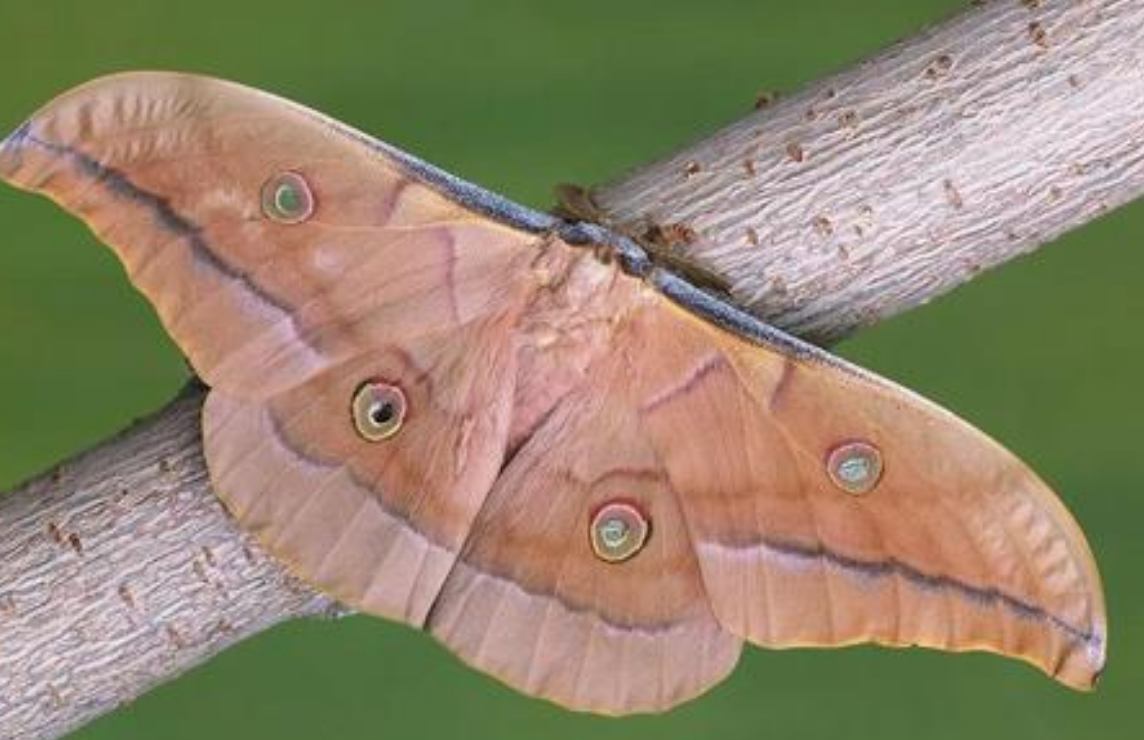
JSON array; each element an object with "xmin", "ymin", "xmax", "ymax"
[{"xmin": 0, "ymin": 73, "xmax": 1106, "ymax": 714}]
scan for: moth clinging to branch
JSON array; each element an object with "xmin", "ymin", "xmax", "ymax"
[{"xmin": 0, "ymin": 72, "xmax": 1106, "ymax": 714}]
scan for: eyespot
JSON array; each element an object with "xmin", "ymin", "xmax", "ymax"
[
  {"xmin": 261, "ymin": 171, "xmax": 314, "ymax": 224},
  {"xmin": 352, "ymin": 380, "xmax": 407, "ymax": 442},
  {"xmin": 827, "ymin": 440, "xmax": 883, "ymax": 495},
  {"xmin": 589, "ymin": 500, "xmax": 650, "ymax": 563}
]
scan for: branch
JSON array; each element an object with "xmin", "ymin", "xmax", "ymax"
[
  {"xmin": 0, "ymin": 386, "xmax": 337, "ymax": 740},
  {"xmin": 587, "ymin": 0, "xmax": 1144, "ymax": 344},
  {"xmin": 1, "ymin": 1, "xmax": 1141, "ymax": 738}
]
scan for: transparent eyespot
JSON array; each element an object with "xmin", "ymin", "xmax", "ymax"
[
  {"xmin": 352, "ymin": 380, "xmax": 407, "ymax": 442},
  {"xmin": 261, "ymin": 171, "xmax": 314, "ymax": 224},
  {"xmin": 589, "ymin": 501, "xmax": 650, "ymax": 563},
  {"xmin": 827, "ymin": 440, "xmax": 884, "ymax": 495}
]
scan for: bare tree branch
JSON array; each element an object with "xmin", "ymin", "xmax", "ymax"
[
  {"xmin": 0, "ymin": 386, "xmax": 337, "ymax": 740},
  {"xmin": 588, "ymin": 0, "xmax": 1144, "ymax": 344},
  {"xmin": 1, "ymin": 1, "xmax": 1141, "ymax": 738}
]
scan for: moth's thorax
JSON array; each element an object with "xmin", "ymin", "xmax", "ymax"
[{"xmin": 506, "ymin": 236, "xmax": 647, "ymax": 452}]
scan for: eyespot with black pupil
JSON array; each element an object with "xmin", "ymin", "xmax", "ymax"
[{"xmin": 352, "ymin": 380, "xmax": 407, "ymax": 442}]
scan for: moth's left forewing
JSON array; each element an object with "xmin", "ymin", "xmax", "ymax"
[
  {"xmin": 633, "ymin": 290, "xmax": 1106, "ymax": 690},
  {"xmin": 0, "ymin": 73, "xmax": 538, "ymax": 399}
]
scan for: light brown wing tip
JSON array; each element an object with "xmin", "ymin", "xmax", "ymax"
[
  {"xmin": 1055, "ymin": 629, "xmax": 1106, "ymax": 692},
  {"xmin": 982, "ymin": 615, "xmax": 1104, "ymax": 692},
  {"xmin": 0, "ymin": 119, "xmax": 32, "ymax": 180},
  {"xmin": 0, "ymin": 73, "xmax": 225, "ymax": 174}
]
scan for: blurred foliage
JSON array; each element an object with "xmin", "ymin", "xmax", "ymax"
[{"xmin": 0, "ymin": 1, "xmax": 1140, "ymax": 738}]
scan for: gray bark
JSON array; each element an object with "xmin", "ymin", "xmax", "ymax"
[
  {"xmin": 588, "ymin": 0, "xmax": 1144, "ymax": 344},
  {"xmin": 2, "ymin": 1, "xmax": 1142, "ymax": 738},
  {"xmin": 0, "ymin": 387, "xmax": 336, "ymax": 740}
]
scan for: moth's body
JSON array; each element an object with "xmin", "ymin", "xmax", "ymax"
[
  {"xmin": 0, "ymin": 73, "xmax": 1107, "ymax": 715},
  {"xmin": 511, "ymin": 235, "xmax": 642, "ymax": 452}
]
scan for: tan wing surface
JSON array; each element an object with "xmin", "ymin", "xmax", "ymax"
[
  {"xmin": 0, "ymin": 72, "xmax": 537, "ymax": 398},
  {"xmin": 631, "ymin": 299, "xmax": 1106, "ymax": 690},
  {"xmin": 0, "ymin": 72, "xmax": 544, "ymax": 625},
  {"xmin": 429, "ymin": 371, "xmax": 742, "ymax": 714}
]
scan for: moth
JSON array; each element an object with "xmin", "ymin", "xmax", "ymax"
[{"xmin": 0, "ymin": 73, "xmax": 1106, "ymax": 714}]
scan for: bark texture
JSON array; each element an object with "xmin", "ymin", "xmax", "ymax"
[
  {"xmin": 0, "ymin": 387, "xmax": 335, "ymax": 740},
  {"xmin": 2, "ymin": 1, "xmax": 1143, "ymax": 738},
  {"xmin": 589, "ymin": 0, "xmax": 1144, "ymax": 344}
]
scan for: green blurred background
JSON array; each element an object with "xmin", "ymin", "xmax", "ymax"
[{"xmin": 0, "ymin": 0, "xmax": 1140, "ymax": 738}]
